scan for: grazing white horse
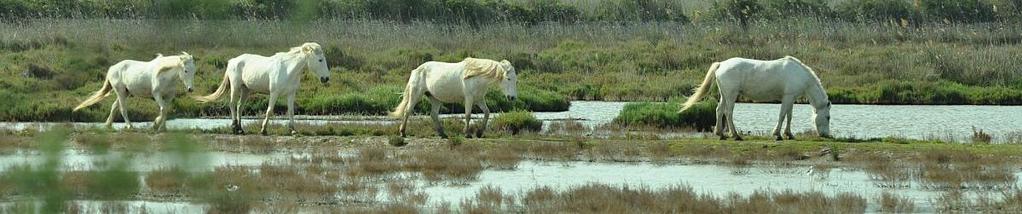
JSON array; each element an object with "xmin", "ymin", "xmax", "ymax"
[
  {"xmin": 195, "ymin": 42, "xmax": 330, "ymax": 135},
  {"xmin": 73, "ymin": 53, "xmax": 197, "ymax": 131},
  {"xmin": 390, "ymin": 58, "xmax": 518, "ymax": 138},
  {"xmin": 679, "ymin": 56, "xmax": 832, "ymax": 141}
]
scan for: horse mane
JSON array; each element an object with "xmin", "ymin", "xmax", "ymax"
[
  {"xmin": 785, "ymin": 56, "xmax": 824, "ymax": 87},
  {"xmin": 288, "ymin": 42, "xmax": 323, "ymax": 55},
  {"xmin": 155, "ymin": 53, "xmax": 190, "ymax": 74},
  {"xmin": 785, "ymin": 56, "xmax": 830, "ymax": 107},
  {"xmin": 462, "ymin": 58, "xmax": 507, "ymax": 80}
]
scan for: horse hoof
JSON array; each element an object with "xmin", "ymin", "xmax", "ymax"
[
  {"xmin": 735, "ymin": 137, "xmax": 744, "ymax": 141},
  {"xmin": 260, "ymin": 130, "xmax": 268, "ymax": 136},
  {"xmin": 719, "ymin": 136, "xmax": 727, "ymax": 141},
  {"xmin": 775, "ymin": 136, "xmax": 783, "ymax": 141},
  {"xmin": 439, "ymin": 134, "xmax": 449, "ymax": 139},
  {"xmin": 290, "ymin": 130, "xmax": 298, "ymax": 136}
]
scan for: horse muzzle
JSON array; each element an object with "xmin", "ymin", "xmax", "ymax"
[
  {"xmin": 320, "ymin": 77, "xmax": 330, "ymax": 84},
  {"xmin": 187, "ymin": 87, "xmax": 194, "ymax": 93},
  {"xmin": 506, "ymin": 95, "xmax": 517, "ymax": 101}
]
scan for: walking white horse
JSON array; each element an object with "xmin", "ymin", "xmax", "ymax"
[
  {"xmin": 390, "ymin": 58, "xmax": 518, "ymax": 138},
  {"xmin": 195, "ymin": 42, "xmax": 330, "ymax": 135},
  {"xmin": 73, "ymin": 53, "xmax": 197, "ymax": 131},
  {"xmin": 679, "ymin": 56, "xmax": 832, "ymax": 141}
]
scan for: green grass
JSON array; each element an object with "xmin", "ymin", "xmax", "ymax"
[
  {"xmin": 613, "ymin": 100, "xmax": 716, "ymax": 131},
  {"xmin": 492, "ymin": 110, "xmax": 543, "ymax": 135}
]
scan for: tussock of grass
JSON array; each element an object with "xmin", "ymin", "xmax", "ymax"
[
  {"xmin": 613, "ymin": 100, "xmax": 715, "ymax": 131},
  {"xmin": 879, "ymin": 192, "xmax": 915, "ymax": 213},
  {"xmin": 492, "ymin": 110, "xmax": 543, "ymax": 135}
]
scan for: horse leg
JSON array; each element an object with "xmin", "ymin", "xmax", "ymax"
[
  {"xmin": 153, "ymin": 94, "xmax": 167, "ymax": 132},
  {"xmin": 399, "ymin": 90, "xmax": 424, "ymax": 138},
  {"xmin": 715, "ymin": 99, "xmax": 727, "ymax": 140},
  {"xmin": 475, "ymin": 102, "xmax": 489, "ymax": 138},
  {"xmin": 286, "ymin": 93, "xmax": 297, "ymax": 135},
  {"xmin": 235, "ymin": 87, "xmax": 248, "ymax": 134},
  {"xmin": 228, "ymin": 83, "xmax": 240, "ymax": 134},
  {"xmin": 428, "ymin": 96, "xmax": 447, "ymax": 139},
  {"xmin": 259, "ymin": 93, "xmax": 279, "ymax": 136},
  {"xmin": 724, "ymin": 94, "xmax": 742, "ymax": 141},
  {"xmin": 462, "ymin": 98, "xmax": 474, "ymax": 138},
  {"xmin": 105, "ymin": 99, "xmax": 119, "ymax": 129},
  {"xmin": 784, "ymin": 104, "xmax": 795, "ymax": 140},
  {"xmin": 773, "ymin": 96, "xmax": 795, "ymax": 141},
  {"xmin": 115, "ymin": 89, "xmax": 132, "ymax": 129}
]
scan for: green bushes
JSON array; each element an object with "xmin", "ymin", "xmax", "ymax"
[
  {"xmin": 613, "ymin": 100, "xmax": 716, "ymax": 131},
  {"xmin": 835, "ymin": 0, "xmax": 918, "ymax": 22},
  {"xmin": 920, "ymin": 0, "xmax": 996, "ymax": 23},
  {"xmin": 828, "ymin": 81, "xmax": 1022, "ymax": 105},
  {"xmin": 594, "ymin": 0, "xmax": 689, "ymax": 22},
  {"xmin": 492, "ymin": 110, "xmax": 542, "ymax": 135}
]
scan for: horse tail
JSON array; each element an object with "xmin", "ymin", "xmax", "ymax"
[
  {"xmin": 195, "ymin": 70, "xmax": 231, "ymax": 103},
  {"xmin": 73, "ymin": 80, "xmax": 113, "ymax": 112},
  {"xmin": 680, "ymin": 62, "xmax": 720, "ymax": 113},
  {"xmin": 390, "ymin": 66, "xmax": 425, "ymax": 118}
]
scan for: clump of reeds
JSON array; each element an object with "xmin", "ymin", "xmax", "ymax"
[{"xmin": 972, "ymin": 126, "xmax": 993, "ymax": 144}]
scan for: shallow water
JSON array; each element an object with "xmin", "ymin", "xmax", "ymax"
[
  {"xmin": 420, "ymin": 160, "xmax": 1022, "ymax": 212},
  {"xmin": 0, "ymin": 201, "xmax": 206, "ymax": 214},
  {"xmin": 0, "ymin": 149, "xmax": 292, "ymax": 172},
  {"xmin": 2, "ymin": 101, "xmax": 1021, "ymax": 141}
]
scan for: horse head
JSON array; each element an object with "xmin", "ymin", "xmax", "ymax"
[
  {"xmin": 813, "ymin": 101, "xmax": 832, "ymax": 138},
  {"xmin": 299, "ymin": 42, "xmax": 330, "ymax": 84},
  {"xmin": 500, "ymin": 60, "xmax": 517, "ymax": 101},
  {"xmin": 178, "ymin": 52, "xmax": 197, "ymax": 93}
]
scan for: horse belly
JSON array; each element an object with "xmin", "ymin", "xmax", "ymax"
[
  {"xmin": 122, "ymin": 78, "xmax": 153, "ymax": 97},
  {"xmin": 241, "ymin": 73, "xmax": 271, "ymax": 93},
  {"xmin": 427, "ymin": 83, "xmax": 465, "ymax": 103}
]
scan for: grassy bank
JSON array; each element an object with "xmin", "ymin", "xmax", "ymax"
[{"xmin": 3, "ymin": 18, "xmax": 1022, "ymax": 121}]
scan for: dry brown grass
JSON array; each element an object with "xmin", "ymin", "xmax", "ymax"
[
  {"xmin": 481, "ymin": 144, "xmax": 521, "ymax": 170},
  {"xmin": 144, "ymin": 167, "xmax": 188, "ymax": 195},
  {"xmin": 545, "ymin": 120, "xmax": 590, "ymax": 136},
  {"xmin": 878, "ymin": 192, "xmax": 915, "ymax": 213},
  {"xmin": 258, "ymin": 164, "xmax": 338, "ymax": 200},
  {"xmin": 459, "ymin": 184, "xmax": 871, "ymax": 213}
]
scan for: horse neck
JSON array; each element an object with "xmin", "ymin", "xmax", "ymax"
[
  {"xmin": 805, "ymin": 82, "xmax": 829, "ymax": 109},
  {"xmin": 282, "ymin": 53, "xmax": 309, "ymax": 79}
]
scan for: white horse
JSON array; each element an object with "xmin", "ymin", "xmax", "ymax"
[
  {"xmin": 195, "ymin": 42, "xmax": 330, "ymax": 135},
  {"xmin": 73, "ymin": 53, "xmax": 197, "ymax": 131},
  {"xmin": 679, "ymin": 56, "xmax": 831, "ymax": 141},
  {"xmin": 390, "ymin": 58, "xmax": 518, "ymax": 138}
]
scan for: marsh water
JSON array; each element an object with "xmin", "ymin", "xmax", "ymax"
[
  {"xmin": 3, "ymin": 151, "xmax": 1017, "ymax": 213},
  {"xmin": 421, "ymin": 160, "xmax": 1022, "ymax": 212},
  {"xmin": 2, "ymin": 101, "xmax": 1022, "ymax": 141}
]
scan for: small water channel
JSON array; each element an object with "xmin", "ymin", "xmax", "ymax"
[{"xmin": 2, "ymin": 101, "xmax": 1021, "ymax": 141}]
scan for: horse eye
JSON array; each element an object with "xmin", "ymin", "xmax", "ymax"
[{"xmin": 319, "ymin": 59, "xmax": 323, "ymax": 62}]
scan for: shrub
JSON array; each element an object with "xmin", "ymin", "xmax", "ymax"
[
  {"xmin": 388, "ymin": 136, "xmax": 407, "ymax": 147},
  {"xmin": 920, "ymin": 0, "xmax": 996, "ymax": 23},
  {"xmin": 492, "ymin": 110, "xmax": 542, "ymax": 135},
  {"xmin": 594, "ymin": 0, "xmax": 689, "ymax": 22},
  {"xmin": 762, "ymin": 0, "xmax": 834, "ymax": 19},
  {"xmin": 711, "ymin": 0, "xmax": 764, "ymax": 29},
  {"xmin": 613, "ymin": 100, "xmax": 716, "ymax": 131},
  {"xmin": 836, "ymin": 0, "xmax": 919, "ymax": 22}
]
